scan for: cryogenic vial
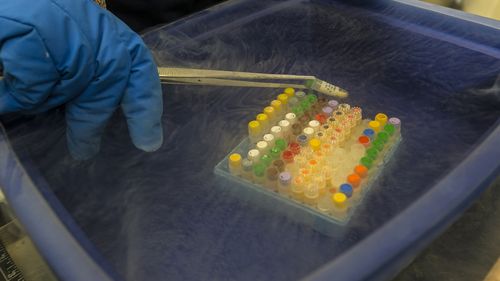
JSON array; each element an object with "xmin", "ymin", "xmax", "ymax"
[
  {"xmin": 263, "ymin": 134, "xmax": 275, "ymax": 147},
  {"xmin": 248, "ymin": 120, "xmax": 262, "ymax": 144},
  {"xmin": 247, "ymin": 149, "xmax": 260, "ymax": 162},
  {"xmin": 278, "ymin": 172, "xmax": 292, "ymax": 197},
  {"xmin": 330, "ymin": 192, "xmax": 348, "ymax": 219},
  {"xmin": 271, "ymin": 100, "xmax": 283, "ymax": 118},
  {"xmin": 241, "ymin": 159, "xmax": 253, "ymax": 180},
  {"xmin": 389, "ymin": 117, "xmax": 401, "ymax": 132},
  {"xmin": 228, "ymin": 153, "xmax": 242, "ymax": 176},
  {"xmin": 252, "ymin": 163, "xmax": 266, "ymax": 184},
  {"xmin": 303, "ymin": 127, "xmax": 315, "ymax": 138},
  {"xmin": 309, "ymin": 138, "xmax": 321, "ymax": 152},
  {"xmin": 271, "ymin": 126, "xmax": 283, "ymax": 139},
  {"xmin": 317, "ymin": 194, "xmax": 333, "ymax": 213},
  {"xmin": 328, "ymin": 99, "xmax": 339, "ymax": 109},
  {"xmin": 308, "ymin": 120, "xmax": 321, "ymax": 132},
  {"xmin": 295, "ymin": 91, "xmax": 306, "ymax": 100},
  {"xmin": 273, "ymin": 159, "xmax": 285, "ymax": 172},
  {"xmin": 304, "ymin": 184, "xmax": 320, "ymax": 206},
  {"xmin": 266, "ymin": 167, "xmax": 279, "ymax": 191},
  {"xmin": 338, "ymin": 103, "xmax": 351, "ymax": 113},
  {"xmin": 285, "ymin": 112, "xmax": 297, "ymax": 125},
  {"xmin": 375, "ymin": 113, "xmax": 388, "ymax": 127},
  {"xmin": 256, "ymin": 113, "xmax": 270, "ymax": 131},
  {"xmin": 256, "ymin": 141, "xmax": 270, "ymax": 155},
  {"xmin": 279, "ymin": 120, "xmax": 291, "ymax": 140},
  {"xmin": 264, "ymin": 106, "xmax": 276, "ymax": 123},
  {"xmin": 277, "ymin": 94, "xmax": 289, "ymax": 111},
  {"xmin": 369, "ymin": 120, "xmax": 381, "ymax": 133},
  {"xmin": 291, "ymin": 176, "xmax": 305, "ymax": 202}
]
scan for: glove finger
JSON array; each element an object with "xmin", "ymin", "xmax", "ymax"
[
  {"xmin": 65, "ymin": 78, "xmax": 127, "ymax": 160},
  {"xmin": 121, "ymin": 38, "xmax": 163, "ymax": 152}
]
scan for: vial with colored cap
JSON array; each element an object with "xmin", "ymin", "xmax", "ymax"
[
  {"xmin": 375, "ymin": 113, "xmax": 388, "ymax": 126},
  {"xmin": 292, "ymin": 106, "xmax": 304, "ymax": 118},
  {"xmin": 307, "ymin": 159, "xmax": 320, "ymax": 172},
  {"xmin": 247, "ymin": 149, "xmax": 260, "ymax": 162},
  {"xmin": 278, "ymin": 172, "xmax": 292, "ymax": 196},
  {"xmin": 295, "ymin": 91, "xmax": 306, "ymax": 100},
  {"xmin": 322, "ymin": 106, "xmax": 334, "ymax": 117},
  {"xmin": 277, "ymin": 94, "xmax": 289, "ymax": 110},
  {"xmin": 331, "ymin": 192, "xmax": 348, "ymax": 218},
  {"xmin": 270, "ymin": 126, "xmax": 283, "ymax": 139},
  {"xmin": 263, "ymin": 134, "xmax": 275, "ymax": 147},
  {"xmin": 252, "ymin": 163, "xmax": 266, "ymax": 184},
  {"xmin": 328, "ymin": 100, "xmax": 339, "ymax": 109},
  {"xmin": 347, "ymin": 174, "xmax": 361, "ymax": 188},
  {"xmin": 321, "ymin": 143, "xmax": 333, "ymax": 156},
  {"xmin": 363, "ymin": 128, "xmax": 375, "ymax": 140},
  {"xmin": 384, "ymin": 124, "xmax": 395, "ymax": 136},
  {"xmin": 300, "ymin": 100, "xmax": 311, "ymax": 113},
  {"xmin": 288, "ymin": 142, "xmax": 301, "ymax": 155},
  {"xmin": 256, "ymin": 141, "xmax": 269, "ymax": 155},
  {"xmin": 354, "ymin": 165, "xmax": 368, "ymax": 178},
  {"xmin": 299, "ymin": 168, "xmax": 312, "ymax": 181},
  {"xmin": 271, "ymin": 100, "xmax": 283, "ymax": 117},
  {"xmin": 259, "ymin": 154, "xmax": 273, "ymax": 167},
  {"xmin": 284, "ymin": 87, "xmax": 295, "ymax": 97},
  {"xmin": 273, "ymin": 159, "xmax": 285, "ymax": 172},
  {"xmin": 269, "ymin": 147, "xmax": 281, "ymax": 160},
  {"xmin": 266, "ymin": 167, "xmax": 279, "ymax": 191},
  {"xmin": 366, "ymin": 147, "xmax": 378, "ymax": 161},
  {"xmin": 377, "ymin": 132, "xmax": 389, "ymax": 144},
  {"xmin": 256, "ymin": 113, "xmax": 269, "ymax": 131},
  {"xmin": 372, "ymin": 138, "xmax": 384, "ymax": 152},
  {"xmin": 309, "ymin": 138, "xmax": 321, "ymax": 152},
  {"xmin": 278, "ymin": 120, "xmax": 291, "ymax": 139},
  {"xmin": 248, "ymin": 120, "xmax": 262, "ymax": 144},
  {"xmin": 358, "ymin": 135, "xmax": 371, "ymax": 147},
  {"xmin": 241, "ymin": 159, "xmax": 253, "ymax": 180},
  {"xmin": 389, "ymin": 117, "xmax": 401, "ymax": 132},
  {"xmin": 368, "ymin": 120, "xmax": 381, "ymax": 133},
  {"xmin": 360, "ymin": 157, "xmax": 373, "ymax": 169},
  {"xmin": 288, "ymin": 97, "xmax": 299, "ymax": 109},
  {"xmin": 285, "ymin": 113, "xmax": 297, "ymax": 125},
  {"xmin": 275, "ymin": 138, "xmax": 288, "ymax": 151},
  {"xmin": 291, "ymin": 123, "xmax": 302, "ymax": 137},
  {"xmin": 264, "ymin": 106, "xmax": 276, "ymax": 123},
  {"xmin": 315, "ymin": 114, "xmax": 327, "ymax": 125},
  {"xmin": 228, "ymin": 153, "xmax": 242, "ymax": 176},
  {"xmin": 339, "ymin": 183, "xmax": 353, "ymax": 198},
  {"xmin": 303, "ymin": 127, "xmax": 315, "ymax": 138},
  {"xmin": 282, "ymin": 150, "xmax": 294, "ymax": 164},
  {"xmin": 297, "ymin": 134, "xmax": 309, "ymax": 147},
  {"xmin": 306, "ymin": 93, "xmax": 318, "ymax": 104}
]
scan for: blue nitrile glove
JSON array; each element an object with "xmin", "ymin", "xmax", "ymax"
[{"xmin": 0, "ymin": 0, "xmax": 163, "ymax": 159}]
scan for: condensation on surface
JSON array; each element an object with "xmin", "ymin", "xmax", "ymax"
[{"xmin": 2, "ymin": 1, "xmax": 500, "ymax": 280}]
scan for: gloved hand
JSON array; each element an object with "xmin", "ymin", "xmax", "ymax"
[{"xmin": 0, "ymin": 0, "xmax": 163, "ymax": 159}]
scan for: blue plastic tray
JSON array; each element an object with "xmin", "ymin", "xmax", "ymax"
[{"xmin": 0, "ymin": 1, "xmax": 499, "ymax": 281}]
